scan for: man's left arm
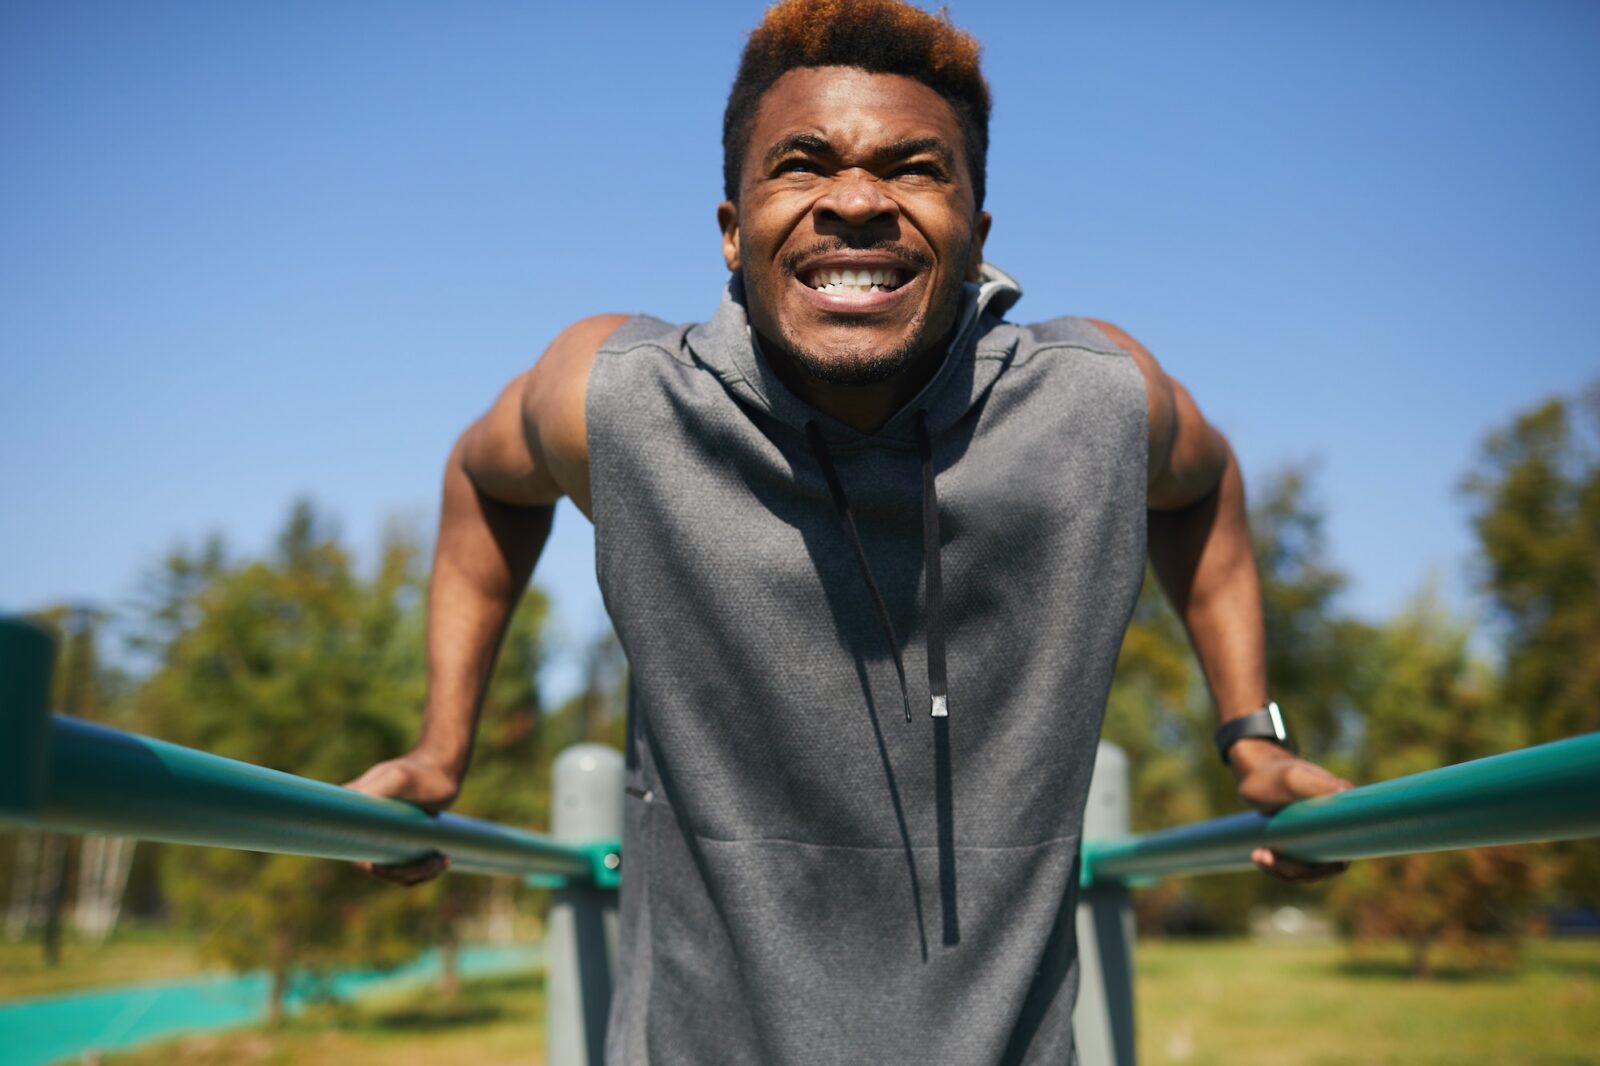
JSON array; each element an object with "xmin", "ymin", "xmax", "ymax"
[{"xmin": 1091, "ymin": 319, "xmax": 1352, "ymax": 883}]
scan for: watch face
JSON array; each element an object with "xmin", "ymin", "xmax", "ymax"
[{"xmin": 1267, "ymin": 702, "xmax": 1287, "ymax": 742}]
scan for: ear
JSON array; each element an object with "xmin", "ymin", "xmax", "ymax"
[
  {"xmin": 717, "ymin": 201, "xmax": 741, "ymax": 272},
  {"xmin": 966, "ymin": 210, "xmax": 993, "ymax": 282}
]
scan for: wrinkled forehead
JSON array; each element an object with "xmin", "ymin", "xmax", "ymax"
[{"xmin": 748, "ymin": 66, "xmax": 966, "ymax": 165}]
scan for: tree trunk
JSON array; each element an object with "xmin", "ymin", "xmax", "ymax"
[
  {"xmin": 439, "ymin": 931, "xmax": 461, "ymax": 1003},
  {"xmin": 75, "ymin": 837, "xmax": 136, "ymax": 944},
  {"xmin": 487, "ymin": 879, "xmax": 516, "ymax": 945},
  {"xmin": 1408, "ymin": 931, "xmax": 1433, "ymax": 979},
  {"xmin": 40, "ymin": 834, "xmax": 71, "ymax": 967},
  {"xmin": 268, "ymin": 928, "xmax": 293, "ymax": 1028},
  {"xmin": 6, "ymin": 832, "xmax": 42, "ymax": 941},
  {"xmin": 99, "ymin": 838, "xmax": 136, "ymax": 944}
]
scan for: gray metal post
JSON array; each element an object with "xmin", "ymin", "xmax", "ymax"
[
  {"xmin": 545, "ymin": 743, "xmax": 624, "ymax": 1066},
  {"xmin": 1073, "ymin": 742, "xmax": 1135, "ymax": 1066}
]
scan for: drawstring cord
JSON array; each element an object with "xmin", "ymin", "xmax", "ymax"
[
  {"xmin": 913, "ymin": 414, "xmax": 948, "ymax": 718},
  {"xmin": 804, "ymin": 413, "xmax": 948, "ymax": 721}
]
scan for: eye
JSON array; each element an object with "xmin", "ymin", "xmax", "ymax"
[
  {"xmin": 774, "ymin": 158, "xmax": 821, "ymax": 176},
  {"xmin": 893, "ymin": 162, "xmax": 943, "ymax": 180}
]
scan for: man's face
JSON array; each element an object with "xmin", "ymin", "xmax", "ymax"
[{"xmin": 719, "ymin": 66, "xmax": 991, "ymax": 386}]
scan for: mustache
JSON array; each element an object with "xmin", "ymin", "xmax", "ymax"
[{"xmin": 779, "ymin": 240, "xmax": 933, "ymax": 276}]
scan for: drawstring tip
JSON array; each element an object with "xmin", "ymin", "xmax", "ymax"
[{"xmin": 931, "ymin": 695, "xmax": 948, "ymax": 718}]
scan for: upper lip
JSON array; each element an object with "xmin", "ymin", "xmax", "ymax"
[{"xmin": 792, "ymin": 252, "xmax": 920, "ymax": 278}]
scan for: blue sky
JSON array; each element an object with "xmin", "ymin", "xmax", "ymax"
[{"xmin": 3, "ymin": 1, "xmax": 1596, "ymax": 700}]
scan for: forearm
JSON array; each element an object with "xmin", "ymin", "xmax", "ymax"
[
  {"xmin": 1147, "ymin": 441, "xmax": 1268, "ymax": 733},
  {"xmin": 414, "ymin": 436, "xmax": 554, "ymax": 782}
]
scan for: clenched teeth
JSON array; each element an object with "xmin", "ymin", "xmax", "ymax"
[{"xmin": 802, "ymin": 266, "xmax": 907, "ymax": 294}]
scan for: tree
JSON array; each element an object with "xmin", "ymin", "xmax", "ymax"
[
  {"xmin": 4, "ymin": 606, "xmax": 132, "ymax": 962},
  {"xmin": 135, "ymin": 501, "xmax": 439, "ymax": 1024},
  {"xmin": 1250, "ymin": 464, "xmax": 1372, "ymax": 768},
  {"xmin": 1328, "ymin": 584, "xmax": 1550, "ymax": 976},
  {"xmin": 1106, "ymin": 464, "xmax": 1371, "ymax": 934},
  {"xmin": 1462, "ymin": 384, "xmax": 1600, "ymax": 905}
]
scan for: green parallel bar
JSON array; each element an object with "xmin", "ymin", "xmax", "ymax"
[
  {"xmin": 3, "ymin": 715, "xmax": 602, "ymax": 882},
  {"xmin": 1082, "ymin": 731, "xmax": 1600, "ymax": 886}
]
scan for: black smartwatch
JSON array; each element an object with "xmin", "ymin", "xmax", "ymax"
[{"xmin": 1215, "ymin": 701, "xmax": 1297, "ymax": 765}]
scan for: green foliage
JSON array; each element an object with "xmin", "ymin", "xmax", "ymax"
[
  {"xmin": 545, "ymin": 628, "xmax": 629, "ymax": 756},
  {"xmin": 412, "ymin": 588, "xmax": 555, "ymax": 987},
  {"xmin": 453, "ymin": 591, "xmax": 554, "ymax": 829},
  {"xmin": 134, "ymin": 501, "xmax": 455, "ymax": 1019},
  {"xmin": 1328, "ymin": 587, "xmax": 1552, "ymax": 975},
  {"xmin": 1250, "ymin": 464, "xmax": 1374, "ymax": 767},
  {"xmin": 1108, "ymin": 464, "xmax": 1372, "ymax": 934},
  {"xmin": 32, "ymin": 605, "xmax": 126, "ymax": 720},
  {"xmin": 1462, "ymin": 383, "xmax": 1600, "ymax": 904},
  {"xmin": 1464, "ymin": 388, "xmax": 1600, "ymax": 741}
]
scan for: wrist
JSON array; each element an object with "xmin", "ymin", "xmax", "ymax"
[
  {"xmin": 1226, "ymin": 738, "xmax": 1297, "ymax": 779},
  {"xmin": 407, "ymin": 736, "xmax": 469, "ymax": 786}
]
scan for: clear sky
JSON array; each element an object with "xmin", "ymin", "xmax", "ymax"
[{"xmin": 4, "ymin": 1, "xmax": 1597, "ymax": 700}]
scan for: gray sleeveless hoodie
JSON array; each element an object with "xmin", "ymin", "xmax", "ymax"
[{"xmin": 587, "ymin": 265, "xmax": 1147, "ymax": 1065}]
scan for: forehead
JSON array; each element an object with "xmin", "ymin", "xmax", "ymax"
[{"xmin": 748, "ymin": 66, "xmax": 965, "ymax": 160}]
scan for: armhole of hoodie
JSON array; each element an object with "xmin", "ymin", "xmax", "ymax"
[{"xmin": 585, "ymin": 314, "xmax": 680, "ymax": 603}]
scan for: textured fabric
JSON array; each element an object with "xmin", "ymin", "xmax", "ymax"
[{"xmin": 588, "ymin": 266, "xmax": 1148, "ymax": 1065}]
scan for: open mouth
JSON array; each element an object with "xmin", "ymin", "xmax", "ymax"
[{"xmin": 799, "ymin": 266, "xmax": 909, "ymax": 296}]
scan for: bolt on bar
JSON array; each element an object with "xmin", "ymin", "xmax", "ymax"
[{"xmin": 1083, "ymin": 730, "xmax": 1600, "ymax": 886}]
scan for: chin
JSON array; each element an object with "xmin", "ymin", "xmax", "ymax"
[{"xmin": 779, "ymin": 322, "xmax": 924, "ymax": 386}]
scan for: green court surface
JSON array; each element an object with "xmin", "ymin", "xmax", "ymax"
[{"xmin": 0, "ymin": 943, "xmax": 540, "ymax": 1066}]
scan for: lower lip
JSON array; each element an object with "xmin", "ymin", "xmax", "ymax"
[{"xmin": 794, "ymin": 274, "xmax": 916, "ymax": 314}]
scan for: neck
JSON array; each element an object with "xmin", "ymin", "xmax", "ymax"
[{"xmin": 757, "ymin": 327, "xmax": 956, "ymax": 435}]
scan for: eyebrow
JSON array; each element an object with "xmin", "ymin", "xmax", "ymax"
[{"xmin": 762, "ymin": 133, "xmax": 958, "ymax": 173}]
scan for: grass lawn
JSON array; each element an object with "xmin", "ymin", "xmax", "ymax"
[
  {"xmin": 1136, "ymin": 937, "xmax": 1600, "ymax": 1065},
  {"xmin": 0, "ymin": 928, "xmax": 206, "ymax": 1000},
  {"xmin": 17, "ymin": 936, "xmax": 1598, "ymax": 1064}
]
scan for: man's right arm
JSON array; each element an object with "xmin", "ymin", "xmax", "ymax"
[{"xmin": 345, "ymin": 314, "xmax": 627, "ymax": 885}]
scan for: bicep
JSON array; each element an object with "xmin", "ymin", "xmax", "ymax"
[{"xmin": 459, "ymin": 369, "xmax": 555, "ymax": 506}]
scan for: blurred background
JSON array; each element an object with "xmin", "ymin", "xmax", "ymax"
[{"xmin": 2, "ymin": 1, "xmax": 1596, "ymax": 1063}]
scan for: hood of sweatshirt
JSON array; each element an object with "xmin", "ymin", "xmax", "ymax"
[
  {"xmin": 681, "ymin": 263, "xmax": 1024, "ymax": 723},
  {"xmin": 686, "ymin": 262, "xmax": 1024, "ymax": 448}
]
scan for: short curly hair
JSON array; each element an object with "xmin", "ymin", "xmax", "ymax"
[{"xmin": 722, "ymin": 0, "xmax": 992, "ymax": 210}]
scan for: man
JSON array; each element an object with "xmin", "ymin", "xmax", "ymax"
[{"xmin": 348, "ymin": 1, "xmax": 1352, "ymax": 1060}]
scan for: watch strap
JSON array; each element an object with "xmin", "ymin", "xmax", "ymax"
[{"xmin": 1215, "ymin": 702, "xmax": 1297, "ymax": 765}]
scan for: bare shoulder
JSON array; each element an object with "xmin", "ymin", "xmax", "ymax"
[
  {"xmin": 457, "ymin": 315, "xmax": 627, "ymax": 518},
  {"xmin": 522, "ymin": 314, "xmax": 632, "ymax": 434},
  {"xmin": 520, "ymin": 314, "xmax": 630, "ymax": 517},
  {"xmin": 1085, "ymin": 318, "xmax": 1227, "ymax": 510}
]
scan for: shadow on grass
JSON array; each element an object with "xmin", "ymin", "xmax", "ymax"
[
  {"xmin": 1334, "ymin": 938, "xmax": 1600, "ymax": 984},
  {"xmin": 362, "ymin": 971, "xmax": 545, "ymax": 1033},
  {"xmin": 1337, "ymin": 959, "xmax": 1515, "ymax": 983},
  {"xmin": 1531, "ymin": 960, "xmax": 1600, "ymax": 980},
  {"xmin": 371, "ymin": 1002, "xmax": 505, "ymax": 1030}
]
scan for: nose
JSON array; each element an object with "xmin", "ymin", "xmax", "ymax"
[{"xmin": 813, "ymin": 168, "xmax": 899, "ymax": 232}]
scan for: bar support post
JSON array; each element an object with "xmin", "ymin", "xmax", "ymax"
[
  {"xmin": 545, "ymin": 743, "xmax": 624, "ymax": 1066},
  {"xmin": 0, "ymin": 616, "xmax": 55, "ymax": 816},
  {"xmin": 1074, "ymin": 742, "xmax": 1136, "ymax": 1066}
]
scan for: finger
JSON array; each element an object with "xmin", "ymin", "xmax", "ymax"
[
  {"xmin": 1257, "ymin": 849, "xmax": 1349, "ymax": 883},
  {"xmin": 358, "ymin": 853, "xmax": 451, "ymax": 886},
  {"xmin": 344, "ymin": 763, "xmax": 404, "ymax": 794}
]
